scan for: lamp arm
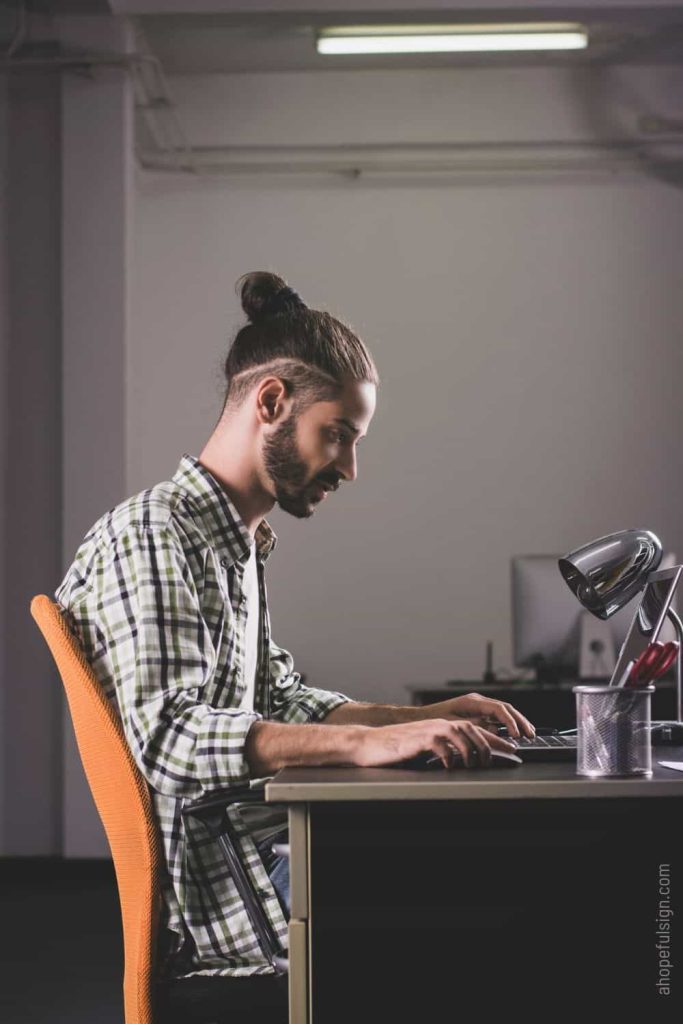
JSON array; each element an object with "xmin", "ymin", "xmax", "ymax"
[{"xmin": 666, "ymin": 606, "xmax": 683, "ymax": 724}]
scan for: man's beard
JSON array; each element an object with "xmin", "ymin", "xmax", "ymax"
[{"xmin": 262, "ymin": 414, "xmax": 328, "ymax": 519}]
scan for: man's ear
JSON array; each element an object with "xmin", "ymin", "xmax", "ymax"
[{"xmin": 255, "ymin": 376, "xmax": 292, "ymax": 426}]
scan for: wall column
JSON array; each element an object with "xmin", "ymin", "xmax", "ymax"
[
  {"xmin": 2, "ymin": 64, "xmax": 63, "ymax": 855},
  {"xmin": 60, "ymin": 16, "xmax": 134, "ymax": 856}
]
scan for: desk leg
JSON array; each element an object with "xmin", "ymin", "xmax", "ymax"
[{"xmin": 288, "ymin": 805, "xmax": 309, "ymax": 1024}]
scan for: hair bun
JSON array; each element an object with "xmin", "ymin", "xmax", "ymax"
[{"xmin": 236, "ymin": 271, "xmax": 305, "ymax": 323}]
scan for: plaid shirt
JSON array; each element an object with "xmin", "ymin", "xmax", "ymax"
[{"xmin": 54, "ymin": 452, "xmax": 351, "ymax": 978}]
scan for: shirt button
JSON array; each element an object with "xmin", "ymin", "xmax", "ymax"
[{"xmin": 220, "ymin": 557, "xmax": 228, "ymax": 568}]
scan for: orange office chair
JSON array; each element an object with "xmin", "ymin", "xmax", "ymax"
[
  {"xmin": 30, "ymin": 594, "xmax": 163, "ymax": 1024},
  {"xmin": 30, "ymin": 595, "xmax": 288, "ymax": 1024}
]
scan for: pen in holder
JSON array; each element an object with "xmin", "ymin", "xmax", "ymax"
[{"xmin": 574, "ymin": 684, "xmax": 654, "ymax": 777}]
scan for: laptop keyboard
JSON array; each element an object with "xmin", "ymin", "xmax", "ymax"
[
  {"xmin": 509, "ymin": 733, "xmax": 577, "ymax": 761},
  {"xmin": 515, "ymin": 734, "xmax": 577, "ymax": 749}
]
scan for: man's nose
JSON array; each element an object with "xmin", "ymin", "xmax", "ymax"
[{"xmin": 335, "ymin": 447, "xmax": 357, "ymax": 483}]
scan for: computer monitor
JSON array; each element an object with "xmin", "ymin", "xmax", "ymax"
[{"xmin": 511, "ymin": 553, "xmax": 677, "ymax": 682}]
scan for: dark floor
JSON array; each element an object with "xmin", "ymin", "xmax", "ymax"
[{"xmin": 1, "ymin": 858, "xmax": 123, "ymax": 1024}]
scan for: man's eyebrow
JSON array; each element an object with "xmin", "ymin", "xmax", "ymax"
[{"xmin": 332, "ymin": 417, "xmax": 365, "ymax": 438}]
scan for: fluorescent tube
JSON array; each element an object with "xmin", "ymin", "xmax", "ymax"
[{"xmin": 317, "ymin": 24, "xmax": 588, "ymax": 55}]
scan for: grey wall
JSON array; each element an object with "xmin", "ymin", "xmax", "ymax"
[
  {"xmin": 2, "ymin": 38, "xmax": 683, "ymax": 856},
  {"xmin": 0, "ymin": 17, "xmax": 134, "ymax": 858},
  {"xmin": 60, "ymin": 18, "xmax": 135, "ymax": 859},
  {"xmin": 129, "ymin": 65, "xmax": 683, "ymax": 703},
  {"xmin": 0, "ymin": 71, "xmax": 7, "ymax": 855},
  {"xmin": 1, "ymin": 68, "xmax": 63, "ymax": 855}
]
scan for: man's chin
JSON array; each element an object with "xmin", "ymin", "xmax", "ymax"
[{"xmin": 276, "ymin": 495, "xmax": 316, "ymax": 519}]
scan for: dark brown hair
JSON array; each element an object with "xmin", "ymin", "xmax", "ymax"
[{"xmin": 221, "ymin": 271, "xmax": 379, "ymax": 412}]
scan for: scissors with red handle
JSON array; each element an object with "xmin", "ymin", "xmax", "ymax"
[{"xmin": 625, "ymin": 641, "xmax": 680, "ymax": 688}]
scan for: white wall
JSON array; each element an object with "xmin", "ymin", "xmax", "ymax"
[
  {"xmin": 130, "ymin": 64, "xmax": 683, "ymax": 703},
  {"xmin": 153, "ymin": 65, "xmax": 682, "ymax": 150}
]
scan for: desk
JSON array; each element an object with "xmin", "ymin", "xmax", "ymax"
[{"xmin": 267, "ymin": 751, "xmax": 683, "ymax": 1022}]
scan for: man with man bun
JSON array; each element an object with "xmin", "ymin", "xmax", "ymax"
[{"xmin": 55, "ymin": 271, "xmax": 534, "ymax": 1013}]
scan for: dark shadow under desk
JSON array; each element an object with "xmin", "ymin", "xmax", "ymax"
[{"xmin": 267, "ymin": 753, "xmax": 683, "ymax": 1023}]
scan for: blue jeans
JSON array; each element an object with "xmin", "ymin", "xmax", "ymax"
[{"xmin": 255, "ymin": 828, "xmax": 290, "ymax": 916}]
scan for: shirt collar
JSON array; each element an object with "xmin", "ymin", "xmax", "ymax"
[{"xmin": 171, "ymin": 452, "xmax": 277, "ymax": 566}]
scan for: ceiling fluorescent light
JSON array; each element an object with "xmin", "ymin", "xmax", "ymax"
[{"xmin": 317, "ymin": 24, "xmax": 588, "ymax": 55}]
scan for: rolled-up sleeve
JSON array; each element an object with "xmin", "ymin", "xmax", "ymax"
[
  {"xmin": 267, "ymin": 637, "xmax": 352, "ymax": 723},
  {"xmin": 87, "ymin": 523, "xmax": 262, "ymax": 798}
]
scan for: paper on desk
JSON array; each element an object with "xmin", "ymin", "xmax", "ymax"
[{"xmin": 658, "ymin": 762, "xmax": 683, "ymax": 772}]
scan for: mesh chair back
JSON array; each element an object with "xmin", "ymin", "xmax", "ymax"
[{"xmin": 30, "ymin": 595, "xmax": 162, "ymax": 1024}]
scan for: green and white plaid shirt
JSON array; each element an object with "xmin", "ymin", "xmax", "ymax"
[{"xmin": 55, "ymin": 452, "xmax": 351, "ymax": 978}]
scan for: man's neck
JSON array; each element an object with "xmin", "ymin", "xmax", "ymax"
[{"xmin": 198, "ymin": 430, "xmax": 274, "ymax": 538}]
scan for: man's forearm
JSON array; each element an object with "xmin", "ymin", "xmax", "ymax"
[
  {"xmin": 244, "ymin": 719, "xmax": 370, "ymax": 776},
  {"xmin": 245, "ymin": 706, "xmax": 522, "ymax": 776},
  {"xmin": 321, "ymin": 701, "xmax": 428, "ymax": 726}
]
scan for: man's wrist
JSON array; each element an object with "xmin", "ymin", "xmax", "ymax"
[
  {"xmin": 383, "ymin": 704, "xmax": 429, "ymax": 724},
  {"xmin": 245, "ymin": 717, "xmax": 372, "ymax": 773},
  {"xmin": 323, "ymin": 701, "xmax": 427, "ymax": 726}
]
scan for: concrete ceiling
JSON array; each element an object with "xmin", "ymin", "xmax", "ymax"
[
  {"xmin": 134, "ymin": 7, "xmax": 683, "ymax": 74},
  {"xmin": 25, "ymin": 1, "xmax": 112, "ymax": 12},
  {"xmin": 111, "ymin": 1, "xmax": 683, "ymax": 13},
  {"xmin": 10, "ymin": 3, "xmax": 682, "ymax": 70}
]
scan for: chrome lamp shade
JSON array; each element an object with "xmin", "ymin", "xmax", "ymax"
[{"xmin": 558, "ymin": 529, "xmax": 663, "ymax": 619}]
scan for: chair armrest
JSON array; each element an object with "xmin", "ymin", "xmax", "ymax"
[
  {"xmin": 181, "ymin": 786, "xmax": 288, "ymax": 974},
  {"xmin": 182, "ymin": 785, "xmax": 266, "ymax": 823}
]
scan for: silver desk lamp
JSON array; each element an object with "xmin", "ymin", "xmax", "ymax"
[{"xmin": 558, "ymin": 529, "xmax": 683, "ymax": 735}]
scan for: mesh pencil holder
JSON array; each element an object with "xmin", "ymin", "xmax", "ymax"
[{"xmin": 573, "ymin": 684, "xmax": 654, "ymax": 778}]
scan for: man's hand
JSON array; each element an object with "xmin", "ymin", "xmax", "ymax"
[
  {"xmin": 353, "ymin": 717, "xmax": 520, "ymax": 770},
  {"xmin": 422, "ymin": 693, "xmax": 535, "ymax": 740}
]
